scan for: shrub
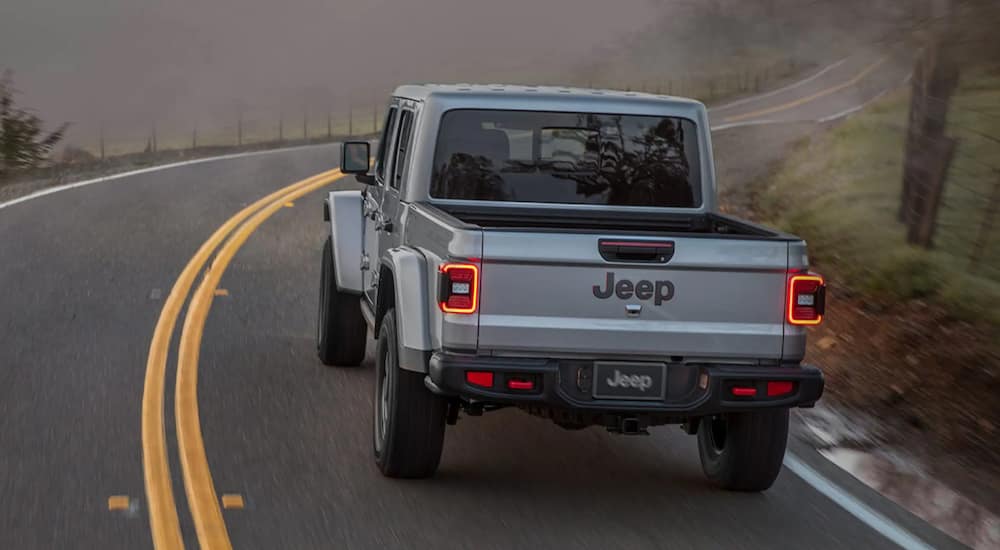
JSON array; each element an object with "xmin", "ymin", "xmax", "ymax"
[
  {"xmin": 865, "ymin": 247, "xmax": 943, "ymax": 300},
  {"xmin": 0, "ymin": 70, "xmax": 67, "ymax": 177},
  {"xmin": 939, "ymin": 273, "xmax": 1000, "ymax": 326}
]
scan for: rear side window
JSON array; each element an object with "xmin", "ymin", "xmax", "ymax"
[
  {"xmin": 430, "ymin": 109, "xmax": 702, "ymax": 207},
  {"xmin": 391, "ymin": 110, "xmax": 414, "ymax": 189},
  {"xmin": 374, "ymin": 106, "xmax": 398, "ymax": 181}
]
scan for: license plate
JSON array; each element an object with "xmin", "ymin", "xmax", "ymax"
[{"xmin": 592, "ymin": 362, "xmax": 666, "ymax": 400}]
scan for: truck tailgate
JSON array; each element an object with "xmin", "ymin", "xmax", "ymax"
[{"xmin": 478, "ymin": 231, "xmax": 789, "ymax": 360}]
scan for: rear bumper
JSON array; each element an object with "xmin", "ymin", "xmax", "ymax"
[{"xmin": 426, "ymin": 352, "xmax": 823, "ymax": 417}]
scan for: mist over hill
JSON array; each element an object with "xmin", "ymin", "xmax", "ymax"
[
  {"xmin": 0, "ymin": 0, "xmax": 656, "ymax": 144},
  {"xmin": 0, "ymin": 0, "xmax": 929, "ymax": 150}
]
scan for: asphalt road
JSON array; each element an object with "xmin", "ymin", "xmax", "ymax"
[{"xmin": 0, "ymin": 49, "xmax": 967, "ymax": 549}]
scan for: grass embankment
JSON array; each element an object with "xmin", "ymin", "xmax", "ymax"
[
  {"xmin": 756, "ymin": 72, "xmax": 1000, "ymax": 500},
  {"xmin": 759, "ymin": 72, "xmax": 1000, "ymax": 327}
]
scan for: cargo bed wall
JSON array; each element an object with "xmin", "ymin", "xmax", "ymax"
[{"xmin": 435, "ymin": 203, "xmax": 792, "ymax": 239}]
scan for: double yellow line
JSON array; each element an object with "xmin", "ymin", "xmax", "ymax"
[
  {"xmin": 722, "ymin": 56, "xmax": 888, "ymax": 123},
  {"xmin": 142, "ymin": 168, "xmax": 345, "ymax": 549}
]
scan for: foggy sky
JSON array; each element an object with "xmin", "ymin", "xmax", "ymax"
[{"xmin": 0, "ymin": 0, "xmax": 658, "ymax": 145}]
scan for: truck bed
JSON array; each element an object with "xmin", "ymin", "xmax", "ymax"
[{"xmin": 434, "ymin": 203, "xmax": 797, "ymax": 240}]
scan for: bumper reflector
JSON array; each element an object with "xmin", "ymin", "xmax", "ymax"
[
  {"xmin": 465, "ymin": 371, "xmax": 494, "ymax": 388},
  {"xmin": 731, "ymin": 386, "xmax": 757, "ymax": 397},
  {"xmin": 507, "ymin": 378, "xmax": 534, "ymax": 391},
  {"xmin": 767, "ymin": 380, "xmax": 795, "ymax": 397}
]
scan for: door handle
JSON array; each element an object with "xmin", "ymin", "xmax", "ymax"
[{"xmin": 598, "ymin": 239, "xmax": 675, "ymax": 264}]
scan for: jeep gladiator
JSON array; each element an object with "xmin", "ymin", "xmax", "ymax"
[{"xmin": 318, "ymin": 84, "xmax": 826, "ymax": 492}]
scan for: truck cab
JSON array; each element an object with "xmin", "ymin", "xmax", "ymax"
[{"xmin": 318, "ymin": 84, "xmax": 825, "ymax": 491}]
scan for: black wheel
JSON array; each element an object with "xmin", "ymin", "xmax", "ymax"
[
  {"xmin": 373, "ymin": 308, "xmax": 446, "ymax": 478},
  {"xmin": 697, "ymin": 409, "xmax": 789, "ymax": 492},
  {"xmin": 317, "ymin": 236, "xmax": 367, "ymax": 366}
]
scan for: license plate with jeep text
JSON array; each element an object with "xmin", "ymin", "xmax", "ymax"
[{"xmin": 592, "ymin": 362, "xmax": 666, "ymax": 400}]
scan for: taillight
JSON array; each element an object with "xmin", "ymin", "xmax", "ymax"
[
  {"xmin": 787, "ymin": 274, "xmax": 825, "ymax": 325},
  {"xmin": 439, "ymin": 262, "xmax": 479, "ymax": 314}
]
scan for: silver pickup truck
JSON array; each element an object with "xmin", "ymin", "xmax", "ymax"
[{"xmin": 318, "ymin": 84, "xmax": 825, "ymax": 492}]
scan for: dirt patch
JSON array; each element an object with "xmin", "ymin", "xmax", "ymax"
[{"xmin": 806, "ymin": 292, "xmax": 1000, "ymax": 513}]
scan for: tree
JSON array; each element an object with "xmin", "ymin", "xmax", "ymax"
[
  {"xmin": 895, "ymin": 0, "xmax": 999, "ymax": 247},
  {"xmin": 0, "ymin": 70, "xmax": 67, "ymax": 177}
]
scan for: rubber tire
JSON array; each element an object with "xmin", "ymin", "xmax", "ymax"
[
  {"xmin": 697, "ymin": 409, "xmax": 789, "ymax": 492},
  {"xmin": 317, "ymin": 236, "xmax": 367, "ymax": 366},
  {"xmin": 373, "ymin": 308, "xmax": 446, "ymax": 478}
]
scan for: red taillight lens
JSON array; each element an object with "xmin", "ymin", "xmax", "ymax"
[
  {"xmin": 787, "ymin": 274, "xmax": 825, "ymax": 325},
  {"xmin": 439, "ymin": 263, "xmax": 479, "ymax": 314}
]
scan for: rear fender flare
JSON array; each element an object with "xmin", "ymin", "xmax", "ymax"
[{"xmin": 379, "ymin": 247, "xmax": 432, "ymax": 372}]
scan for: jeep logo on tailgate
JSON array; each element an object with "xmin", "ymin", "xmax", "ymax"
[{"xmin": 593, "ymin": 272, "xmax": 675, "ymax": 305}]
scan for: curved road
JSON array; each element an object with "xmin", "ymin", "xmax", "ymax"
[{"xmin": 0, "ymin": 48, "xmax": 965, "ymax": 549}]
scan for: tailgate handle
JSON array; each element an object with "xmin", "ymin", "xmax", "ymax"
[{"xmin": 599, "ymin": 239, "xmax": 675, "ymax": 264}]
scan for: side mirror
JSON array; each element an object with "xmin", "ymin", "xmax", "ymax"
[{"xmin": 341, "ymin": 141, "xmax": 373, "ymax": 184}]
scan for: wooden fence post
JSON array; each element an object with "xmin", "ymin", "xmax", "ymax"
[
  {"xmin": 900, "ymin": 58, "xmax": 928, "ymax": 224},
  {"xmin": 970, "ymin": 174, "xmax": 1000, "ymax": 271}
]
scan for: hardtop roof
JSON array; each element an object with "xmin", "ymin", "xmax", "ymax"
[{"xmin": 391, "ymin": 83, "xmax": 704, "ymax": 112}]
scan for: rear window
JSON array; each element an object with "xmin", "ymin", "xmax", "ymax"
[{"xmin": 430, "ymin": 109, "xmax": 702, "ymax": 207}]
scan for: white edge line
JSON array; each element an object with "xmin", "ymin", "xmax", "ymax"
[
  {"xmin": 0, "ymin": 142, "xmax": 338, "ymax": 211},
  {"xmin": 710, "ymin": 119, "xmax": 793, "ymax": 132},
  {"xmin": 817, "ymin": 72, "xmax": 913, "ymax": 123},
  {"xmin": 712, "ymin": 71, "xmax": 912, "ymax": 131},
  {"xmin": 784, "ymin": 453, "xmax": 934, "ymax": 550},
  {"xmin": 710, "ymin": 57, "xmax": 850, "ymax": 112}
]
